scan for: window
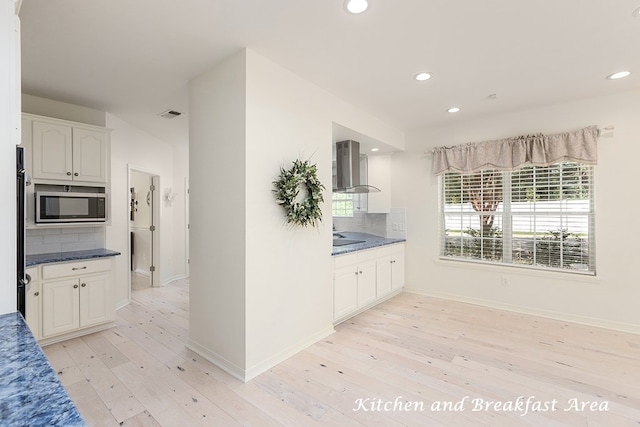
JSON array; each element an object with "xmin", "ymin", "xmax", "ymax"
[
  {"xmin": 332, "ymin": 193, "xmax": 354, "ymax": 217},
  {"xmin": 441, "ymin": 162, "xmax": 595, "ymax": 274}
]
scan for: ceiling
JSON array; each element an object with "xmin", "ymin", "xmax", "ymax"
[{"xmin": 19, "ymin": 1, "xmax": 640, "ymax": 147}]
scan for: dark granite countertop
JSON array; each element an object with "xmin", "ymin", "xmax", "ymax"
[
  {"xmin": 0, "ymin": 312, "xmax": 85, "ymax": 426},
  {"xmin": 332, "ymin": 231, "xmax": 405, "ymax": 256},
  {"xmin": 26, "ymin": 248, "xmax": 121, "ymax": 267}
]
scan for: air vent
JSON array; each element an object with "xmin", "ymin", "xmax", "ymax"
[{"xmin": 158, "ymin": 109, "xmax": 183, "ymax": 119}]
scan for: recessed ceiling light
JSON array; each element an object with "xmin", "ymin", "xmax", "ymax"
[
  {"xmin": 370, "ymin": 148, "xmax": 379, "ymax": 152},
  {"xmin": 414, "ymin": 72, "xmax": 432, "ymax": 81},
  {"xmin": 632, "ymin": 6, "xmax": 640, "ymax": 17},
  {"xmin": 606, "ymin": 71, "xmax": 631, "ymax": 80},
  {"xmin": 447, "ymin": 107, "xmax": 461, "ymax": 113},
  {"xmin": 344, "ymin": 0, "xmax": 368, "ymax": 14}
]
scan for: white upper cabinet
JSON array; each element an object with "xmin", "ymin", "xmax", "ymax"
[
  {"xmin": 29, "ymin": 116, "xmax": 108, "ymax": 183},
  {"xmin": 32, "ymin": 120, "xmax": 73, "ymax": 181},
  {"xmin": 72, "ymin": 127, "xmax": 107, "ymax": 182},
  {"xmin": 367, "ymin": 153, "xmax": 391, "ymax": 213}
]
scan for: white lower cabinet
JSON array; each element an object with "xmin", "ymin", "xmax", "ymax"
[
  {"xmin": 391, "ymin": 244, "xmax": 405, "ymax": 291},
  {"xmin": 36, "ymin": 258, "xmax": 115, "ymax": 343},
  {"xmin": 334, "ymin": 256, "xmax": 377, "ymax": 320},
  {"xmin": 25, "ymin": 267, "xmax": 41, "ymax": 340},
  {"xmin": 333, "ymin": 242, "xmax": 405, "ymax": 323},
  {"xmin": 42, "ymin": 278, "xmax": 81, "ymax": 337},
  {"xmin": 333, "ymin": 264, "xmax": 358, "ymax": 320},
  {"xmin": 79, "ymin": 274, "xmax": 112, "ymax": 327},
  {"xmin": 377, "ymin": 244, "xmax": 405, "ymax": 296}
]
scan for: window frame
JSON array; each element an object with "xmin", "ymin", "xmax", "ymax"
[
  {"xmin": 332, "ymin": 192, "xmax": 355, "ymax": 218},
  {"xmin": 439, "ymin": 162, "xmax": 596, "ymax": 275}
]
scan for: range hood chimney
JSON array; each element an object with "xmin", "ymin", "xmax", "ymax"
[{"xmin": 334, "ymin": 140, "xmax": 380, "ymax": 194}]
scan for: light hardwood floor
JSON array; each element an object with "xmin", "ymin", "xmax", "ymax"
[{"xmin": 43, "ymin": 279, "xmax": 640, "ymax": 426}]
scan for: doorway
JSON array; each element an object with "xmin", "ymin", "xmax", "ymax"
[{"xmin": 128, "ymin": 167, "xmax": 160, "ymax": 291}]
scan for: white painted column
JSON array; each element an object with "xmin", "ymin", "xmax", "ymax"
[{"xmin": 0, "ymin": 0, "xmax": 20, "ymax": 314}]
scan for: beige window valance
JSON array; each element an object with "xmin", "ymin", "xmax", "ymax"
[{"xmin": 431, "ymin": 125, "xmax": 599, "ymax": 175}]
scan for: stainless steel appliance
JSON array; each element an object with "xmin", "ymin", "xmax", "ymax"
[
  {"xmin": 333, "ymin": 140, "xmax": 380, "ymax": 193},
  {"xmin": 36, "ymin": 191, "xmax": 107, "ymax": 223}
]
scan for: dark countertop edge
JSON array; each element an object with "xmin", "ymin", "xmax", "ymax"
[
  {"xmin": 26, "ymin": 248, "xmax": 121, "ymax": 267},
  {"xmin": 331, "ymin": 232, "xmax": 406, "ymax": 256}
]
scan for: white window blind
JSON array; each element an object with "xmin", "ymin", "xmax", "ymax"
[{"xmin": 441, "ymin": 162, "xmax": 595, "ymax": 274}]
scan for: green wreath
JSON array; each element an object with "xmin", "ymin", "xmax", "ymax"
[{"xmin": 273, "ymin": 159, "xmax": 326, "ymax": 228}]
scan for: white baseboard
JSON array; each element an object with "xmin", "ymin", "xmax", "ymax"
[
  {"xmin": 160, "ymin": 274, "xmax": 188, "ymax": 286},
  {"xmin": 39, "ymin": 321, "xmax": 115, "ymax": 347},
  {"xmin": 187, "ymin": 325, "xmax": 336, "ymax": 383},
  {"xmin": 185, "ymin": 340, "xmax": 246, "ymax": 382},
  {"xmin": 133, "ymin": 269, "xmax": 150, "ymax": 277},
  {"xmin": 334, "ymin": 288, "xmax": 403, "ymax": 325},
  {"xmin": 244, "ymin": 326, "xmax": 335, "ymax": 382},
  {"xmin": 404, "ymin": 287, "xmax": 640, "ymax": 335},
  {"xmin": 115, "ymin": 300, "xmax": 129, "ymax": 310}
]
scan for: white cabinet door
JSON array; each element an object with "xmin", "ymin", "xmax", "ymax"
[
  {"xmin": 32, "ymin": 121, "xmax": 73, "ymax": 181},
  {"xmin": 25, "ymin": 269, "xmax": 41, "ymax": 340},
  {"xmin": 42, "ymin": 278, "xmax": 80, "ymax": 337},
  {"xmin": 29, "ymin": 117, "xmax": 108, "ymax": 184},
  {"xmin": 334, "ymin": 266, "xmax": 358, "ymax": 320},
  {"xmin": 357, "ymin": 260, "xmax": 377, "ymax": 307},
  {"xmin": 391, "ymin": 245, "xmax": 405, "ymax": 290},
  {"xmin": 72, "ymin": 128, "xmax": 107, "ymax": 182},
  {"xmin": 79, "ymin": 273, "xmax": 112, "ymax": 327},
  {"xmin": 376, "ymin": 255, "xmax": 392, "ymax": 298}
]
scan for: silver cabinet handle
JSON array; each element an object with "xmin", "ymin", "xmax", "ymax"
[
  {"xmin": 81, "ymin": 283, "xmax": 86, "ymax": 287},
  {"xmin": 67, "ymin": 171, "xmax": 72, "ymax": 176},
  {"xmin": 74, "ymin": 172, "xmax": 79, "ymax": 176},
  {"xmin": 73, "ymin": 284, "xmax": 79, "ymax": 289},
  {"xmin": 72, "ymin": 266, "xmax": 87, "ymax": 271},
  {"xmin": 34, "ymin": 292, "xmax": 39, "ymax": 297}
]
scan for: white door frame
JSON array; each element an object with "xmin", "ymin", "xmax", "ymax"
[
  {"xmin": 185, "ymin": 177, "xmax": 189, "ymax": 277},
  {"xmin": 127, "ymin": 165, "xmax": 161, "ymax": 295}
]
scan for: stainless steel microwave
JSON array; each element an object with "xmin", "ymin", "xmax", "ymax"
[{"xmin": 36, "ymin": 191, "xmax": 107, "ymax": 223}]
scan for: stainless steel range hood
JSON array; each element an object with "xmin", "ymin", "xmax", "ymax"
[{"xmin": 333, "ymin": 140, "xmax": 380, "ymax": 194}]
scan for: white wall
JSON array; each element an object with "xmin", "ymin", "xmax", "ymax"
[
  {"xmin": 106, "ymin": 114, "xmax": 188, "ymax": 307},
  {"xmin": 22, "ymin": 93, "xmax": 105, "ymax": 127},
  {"xmin": 394, "ymin": 89, "xmax": 640, "ymax": 333},
  {"xmin": 171, "ymin": 142, "xmax": 189, "ymax": 277},
  {"xmin": 188, "ymin": 48, "xmax": 405, "ymax": 381},
  {"xmin": 0, "ymin": 0, "xmax": 19, "ymax": 315},
  {"xmin": 188, "ymin": 50, "xmax": 248, "ymax": 375},
  {"xmin": 243, "ymin": 50, "xmax": 336, "ymax": 377}
]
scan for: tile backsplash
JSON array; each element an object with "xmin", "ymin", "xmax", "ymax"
[
  {"xmin": 26, "ymin": 227, "xmax": 105, "ymax": 255},
  {"xmin": 333, "ymin": 207, "xmax": 407, "ymax": 239}
]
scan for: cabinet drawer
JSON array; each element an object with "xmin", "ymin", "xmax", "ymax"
[
  {"xmin": 42, "ymin": 258, "xmax": 111, "ymax": 280},
  {"xmin": 375, "ymin": 246, "xmax": 393, "ymax": 258},
  {"xmin": 334, "ymin": 252, "xmax": 359, "ymax": 270}
]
